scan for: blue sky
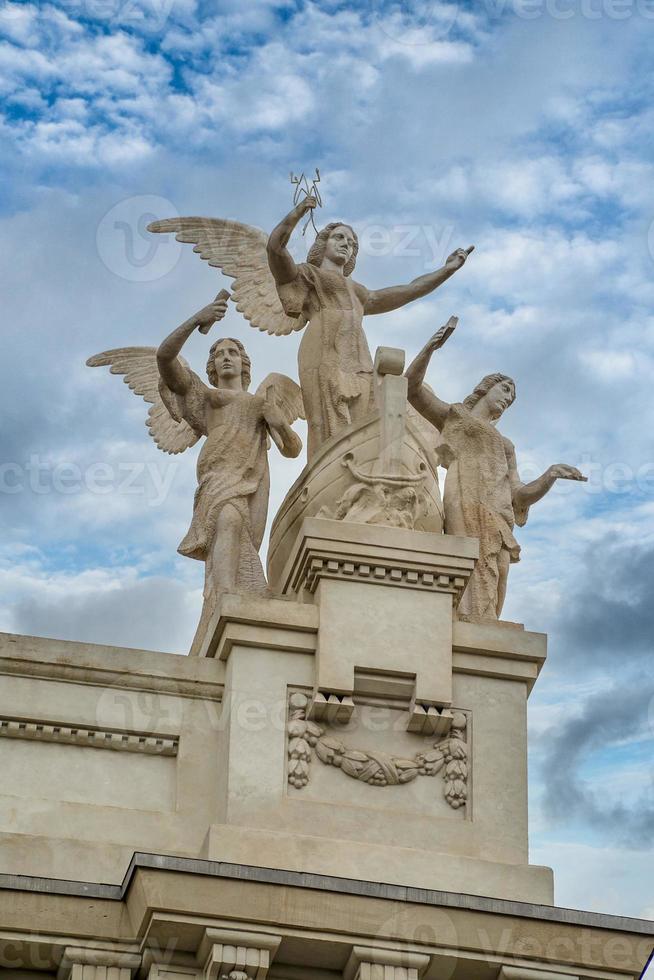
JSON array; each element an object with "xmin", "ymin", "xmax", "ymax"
[{"xmin": 1, "ymin": 0, "xmax": 653, "ymax": 918}]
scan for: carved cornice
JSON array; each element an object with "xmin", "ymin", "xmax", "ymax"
[
  {"xmin": 0, "ymin": 716, "xmax": 178, "ymax": 756},
  {"xmin": 281, "ymin": 519, "xmax": 477, "ymax": 601},
  {"xmin": 296, "ymin": 555, "xmax": 469, "ymax": 597}
]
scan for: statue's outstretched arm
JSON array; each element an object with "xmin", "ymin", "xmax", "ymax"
[
  {"xmin": 405, "ymin": 318, "xmax": 457, "ymax": 431},
  {"xmin": 157, "ymin": 295, "xmax": 228, "ymax": 394},
  {"xmin": 513, "ymin": 463, "xmax": 587, "ymax": 513},
  {"xmin": 365, "ymin": 247, "xmax": 474, "ymax": 316},
  {"xmin": 267, "ymin": 197, "xmax": 317, "ymax": 286}
]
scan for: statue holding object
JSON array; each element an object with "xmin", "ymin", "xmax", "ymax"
[
  {"xmin": 87, "ymin": 294, "xmax": 304, "ymax": 604},
  {"xmin": 405, "ymin": 319, "xmax": 587, "ymax": 622},
  {"xmin": 148, "ymin": 199, "xmax": 474, "ymax": 461}
]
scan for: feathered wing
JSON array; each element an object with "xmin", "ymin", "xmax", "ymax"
[
  {"xmin": 148, "ymin": 217, "xmax": 303, "ymax": 337},
  {"xmin": 86, "ymin": 347, "xmax": 202, "ymax": 455},
  {"xmin": 255, "ymin": 373, "xmax": 305, "ymax": 427}
]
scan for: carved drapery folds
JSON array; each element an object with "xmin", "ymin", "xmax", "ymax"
[{"xmin": 287, "ymin": 691, "xmax": 469, "ymax": 809}]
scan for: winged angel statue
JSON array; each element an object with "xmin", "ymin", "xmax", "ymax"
[
  {"xmin": 87, "ymin": 295, "xmax": 303, "ymax": 602},
  {"xmin": 148, "ymin": 196, "xmax": 473, "ymax": 460}
]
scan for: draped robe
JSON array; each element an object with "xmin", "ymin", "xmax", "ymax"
[
  {"xmin": 439, "ymin": 403, "xmax": 530, "ymax": 620},
  {"xmin": 163, "ymin": 374, "xmax": 270, "ymax": 597},
  {"xmin": 277, "ymin": 263, "xmax": 374, "ymax": 459}
]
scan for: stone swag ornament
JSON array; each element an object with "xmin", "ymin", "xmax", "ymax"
[{"xmin": 286, "ymin": 691, "xmax": 469, "ymax": 810}]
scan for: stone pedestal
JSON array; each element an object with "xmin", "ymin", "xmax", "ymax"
[
  {"xmin": 179, "ymin": 515, "xmax": 551, "ymax": 904},
  {"xmin": 277, "ymin": 518, "xmax": 477, "ymax": 731}
]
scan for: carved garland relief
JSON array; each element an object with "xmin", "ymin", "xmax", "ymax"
[{"xmin": 286, "ymin": 692, "xmax": 468, "ymax": 809}]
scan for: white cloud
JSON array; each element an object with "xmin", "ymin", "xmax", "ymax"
[
  {"xmin": 0, "ymin": 2, "xmax": 39, "ymax": 44},
  {"xmin": 580, "ymin": 348, "xmax": 642, "ymax": 381},
  {"xmin": 0, "ymin": 548, "xmax": 202, "ymax": 652}
]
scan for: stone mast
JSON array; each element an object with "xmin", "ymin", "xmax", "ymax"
[{"xmin": 0, "ymin": 198, "xmax": 651, "ymax": 980}]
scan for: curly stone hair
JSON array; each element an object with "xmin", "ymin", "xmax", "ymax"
[
  {"xmin": 307, "ymin": 222, "xmax": 359, "ymax": 277},
  {"xmin": 463, "ymin": 373, "xmax": 516, "ymax": 411},
  {"xmin": 206, "ymin": 337, "xmax": 251, "ymax": 390}
]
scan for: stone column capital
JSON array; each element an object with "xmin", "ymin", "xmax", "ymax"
[
  {"xmin": 344, "ymin": 946, "xmax": 430, "ymax": 980},
  {"xmin": 197, "ymin": 929, "xmax": 282, "ymax": 980},
  {"xmin": 58, "ymin": 947, "xmax": 141, "ymax": 980}
]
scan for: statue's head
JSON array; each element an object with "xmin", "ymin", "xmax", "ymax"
[
  {"xmin": 463, "ymin": 373, "xmax": 516, "ymax": 420},
  {"xmin": 206, "ymin": 337, "xmax": 251, "ymax": 390},
  {"xmin": 308, "ymin": 222, "xmax": 358, "ymax": 276}
]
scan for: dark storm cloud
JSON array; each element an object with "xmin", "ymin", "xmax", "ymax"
[
  {"xmin": 538, "ymin": 530, "xmax": 654, "ymax": 848},
  {"xmin": 554, "ymin": 533, "xmax": 654, "ymax": 661},
  {"xmin": 540, "ymin": 677, "xmax": 654, "ymax": 848}
]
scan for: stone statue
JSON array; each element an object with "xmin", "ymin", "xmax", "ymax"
[
  {"xmin": 405, "ymin": 318, "xmax": 587, "ymax": 622},
  {"xmin": 87, "ymin": 295, "xmax": 304, "ymax": 605},
  {"xmin": 148, "ymin": 201, "xmax": 474, "ymax": 461}
]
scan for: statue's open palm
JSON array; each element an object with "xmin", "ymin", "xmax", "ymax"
[{"xmin": 549, "ymin": 464, "xmax": 587, "ymax": 482}]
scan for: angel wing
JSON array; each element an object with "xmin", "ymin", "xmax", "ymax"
[
  {"xmin": 86, "ymin": 347, "xmax": 202, "ymax": 455},
  {"xmin": 255, "ymin": 373, "xmax": 305, "ymax": 426},
  {"xmin": 148, "ymin": 217, "xmax": 304, "ymax": 337}
]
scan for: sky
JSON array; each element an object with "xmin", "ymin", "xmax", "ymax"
[{"xmin": 0, "ymin": 0, "xmax": 653, "ymax": 921}]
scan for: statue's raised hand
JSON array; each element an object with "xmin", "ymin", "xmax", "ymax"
[
  {"xmin": 445, "ymin": 246, "xmax": 475, "ymax": 271},
  {"xmin": 195, "ymin": 291, "xmax": 230, "ymax": 335},
  {"xmin": 547, "ymin": 464, "xmax": 587, "ymax": 482},
  {"xmin": 294, "ymin": 194, "xmax": 318, "ymax": 217},
  {"xmin": 427, "ymin": 316, "xmax": 458, "ymax": 353}
]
